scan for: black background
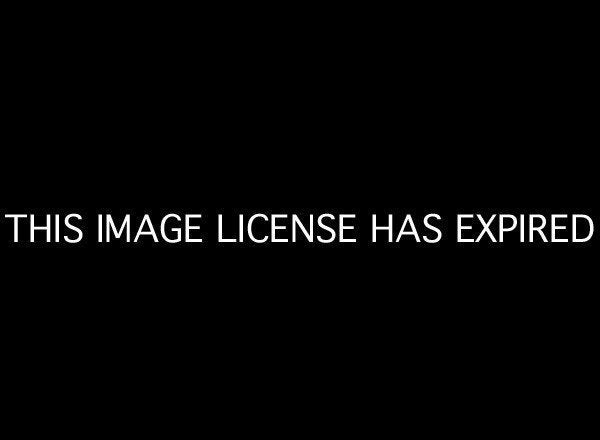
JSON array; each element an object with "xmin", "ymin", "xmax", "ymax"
[{"xmin": 1, "ymin": 6, "xmax": 597, "ymax": 434}]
